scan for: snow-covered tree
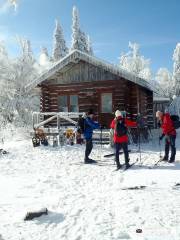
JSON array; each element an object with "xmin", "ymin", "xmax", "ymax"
[
  {"xmin": 71, "ymin": 6, "xmax": 92, "ymax": 54},
  {"xmin": 87, "ymin": 35, "xmax": 93, "ymax": 55},
  {"xmin": 120, "ymin": 42, "xmax": 152, "ymax": 81},
  {"xmin": 71, "ymin": 6, "xmax": 80, "ymax": 51},
  {"xmin": 52, "ymin": 19, "xmax": 68, "ymax": 62},
  {"xmin": 0, "ymin": 42, "xmax": 15, "ymax": 125},
  {"xmin": 155, "ymin": 68, "xmax": 172, "ymax": 97},
  {"xmin": 139, "ymin": 68, "xmax": 152, "ymax": 81},
  {"xmin": 172, "ymin": 43, "xmax": 180, "ymax": 95},
  {"xmin": 0, "ymin": 38, "xmax": 40, "ymax": 127},
  {"xmin": 39, "ymin": 47, "xmax": 52, "ymax": 69},
  {"xmin": 79, "ymin": 30, "xmax": 88, "ymax": 52}
]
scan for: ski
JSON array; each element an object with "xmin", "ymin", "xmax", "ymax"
[
  {"xmin": 149, "ymin": 157, "xmax": 164, "ymax": 169},
  {"xmin": 112, "ymin": 163, "xmax": 125, "ymax": 172},
  {"xmin": 121, "ymin": 185, "xmax": 146, "ymax": 190},
  {"xmin": 71, "ymin": 161, "xmax": 109, "ymax": 167},
  {"xmin": 104, "ymin": 149, "xmax": 131, "ymax": 158},
  {"xmin": 123, "ymin": 158, "xmax": 138, "ymax": 171}
]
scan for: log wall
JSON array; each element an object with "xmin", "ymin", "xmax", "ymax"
[{"xmin": 40, "ymin": 79, "xmax": 153, "ymax": 128}]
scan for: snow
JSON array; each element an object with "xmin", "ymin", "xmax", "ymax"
[{"xmin": 1, "ymin": 129, "xmax": 180, "ymax": 239}]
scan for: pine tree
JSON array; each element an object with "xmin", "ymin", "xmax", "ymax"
[
  {"xmin": 155, "ymin": 68, "xmax": 172, "ymax": 97},
  {"xmin": 39, "ymin": 47, "xmax": 51, "ymax": 68},
  {"xmin": 52, "ymin": 19, "xmax": 68, "ymax": 62},
  {"xmin": 71, "ymin": 6, "xmax": 80, "ymax": 51},
  {"xmin": 71, "ymin": 6, "xmax": 92, "ymax": 54},
  {"xmin": 87, "ymin": 35, "xmax": 93, "ymax": 55},
  {"xmin": 79, "ymin": 30, "xmax": 88, "ymax": 52},
  {"xmin": 172, "ymin": 43, "xmax": 180, "ymax": 96},
  {"xmin": 120, "ymin": 42, "xmax": 152, "ymax": 81},
  {"xmin": 26, "ymin": 39, "xmax": 34, "ymax": 62}
]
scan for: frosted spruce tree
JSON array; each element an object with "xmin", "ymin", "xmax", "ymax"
[
  {"xmin": 172, "ymin": 43, "xmax": 180, "ymax": 95},
  {"xmin": 120, "ymin": 42, "xmax": 152, "ymax": 81},
  {"xmin": 87, "ymin": 35, "xmax": 93, "ymax": 55},
  {"xmin": 155, "ymin": 68, "xmax": 172, "ymax": 97},
  {"xmin": 71, "ymin": 6, "xmax": 92, "ymax": 54},
  {"xmin": 52, "ymin": 20, "xmax": 68, "ymax": 62},
  {"xmin": 39, "ymin": 47, "xmax": 52, "ymax": 70},
  {"xmin": 71, "ymin": 6, "xmax": 80, "ymax": 51}
]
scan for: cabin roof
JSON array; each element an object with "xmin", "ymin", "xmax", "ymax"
[
  {"xmin": 153, "ymin": 97, "xmax": 170, "ymax": 102},
  {"xmin": 25, "ymin": 49, "xmax": 152, "ymax": 92}
]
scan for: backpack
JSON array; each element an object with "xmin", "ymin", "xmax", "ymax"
[
  {"xmin": 115, "ymin": 118, "xmax": 127, "ymax": 137},
  {"xmin": 77, "ymin": 116, "xmax": 85, "ymax": 134},
  {"xmin": 170, "ymin": 115, "xmax": 180, "ymax": 129},
  {"xmin": 32, "ymin": 136, "xmax": 40, "ymax": 147}
]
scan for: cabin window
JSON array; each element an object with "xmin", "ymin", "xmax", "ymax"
[
  {"xmin": 58, "ymin": 95, "xmax": 68, "ymax": 112},
  {"xmin": 70, "ymin": 95, "xmax": 78, "ymax": 112},
  {"xmin": 101, "ymin": 93, "xmax": 112, "ymax": 113},
  {"xmin": 58, "ymin": 95, "xmax": 79, "ymax": 112}
]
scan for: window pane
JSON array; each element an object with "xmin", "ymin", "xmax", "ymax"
[
  {"xmin": 70, "ymin": 95, "xmax": 78, "ymax": 112},
  {"xmin": 101, "ymin": 93, "xmax": 112, "ymax": 113},
  {"xmin": 58, "ymin": 95, "xmax": 68, "ymax": 112}
]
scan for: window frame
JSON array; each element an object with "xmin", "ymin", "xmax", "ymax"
[
  {"xmin": 69, "ymin": 95, "xmax": 79, "ymax": 112},
  {"xmin": 58, "ymin": 94, "xmax": 79, "ymax": 112},
  {"xmin": 101, "ymin": 92, "xmax": 112, "ymax": 113}
]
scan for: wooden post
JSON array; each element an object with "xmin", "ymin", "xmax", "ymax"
[{"xmin": 136, "ymin": 85, "xmax": 140, "ymax": 114}]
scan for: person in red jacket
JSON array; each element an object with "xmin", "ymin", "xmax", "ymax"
[
  {"xmin": 110, "ymin": 110, "xmax": 137, "ymax": 169},
  {"xmin": 156, "ymin": 111, "xmax": 176, "ymax": 162}
]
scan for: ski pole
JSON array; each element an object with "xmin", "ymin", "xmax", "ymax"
[
  {"xmin": 138, "ymin": 126, "xmax": 142, "ymax": 163},
  {"xmin": 159, "ymin": 138, "xmax": 162, "ymax": 159},
  {"xmin": 158, "ymin": 128, "xmax": 162, "ymax": 159},
  {"xmin": 136, "ymin": 113, "xmax": 142, "ymax": 163},
  {"xmin": 100, "ymin": 126, "xmax": 103, "ymax": 160}
]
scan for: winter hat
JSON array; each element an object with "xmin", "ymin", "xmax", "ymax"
[
  {"xmin": 156, "ymin": 111, "xmax": 163, "ymax": 118},
  {"xmin": 115, "ymin": 110, "xmax": 122, "ymax": 117},
  {"xmin": 88, "ymin": 109, "xmax": 94, "ymax": 115}
]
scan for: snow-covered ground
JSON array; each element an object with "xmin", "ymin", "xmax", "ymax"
[{"xmin": 1, "ymin": 129, "xmax": 180, "ymax": 240}]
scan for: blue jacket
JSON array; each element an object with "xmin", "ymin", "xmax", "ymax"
[{"xmin": 83, "ymin": 117, "xmax": 100, "ymax": 140}]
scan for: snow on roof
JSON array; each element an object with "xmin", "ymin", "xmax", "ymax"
[
  {"xmin": 25, "ymin": 49, "xmax": 153, "ymax": 92},
  {"xmin": 153, "ymin": 97, "xmax": 170, "ymax": 102}
]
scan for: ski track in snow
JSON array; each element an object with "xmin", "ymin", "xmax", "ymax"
[{"xmin": 1, "ymin": 133, "xmax": 180, "ymax": 239}]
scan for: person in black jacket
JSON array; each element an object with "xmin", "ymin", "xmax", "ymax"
[{"xmin": 83, "ymin": 109, "xmax": 100, "ymax": 164}]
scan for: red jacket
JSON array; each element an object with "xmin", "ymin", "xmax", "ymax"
[
  {"xmin": 161, "ymin": 113, "xmax": 176, "ymax": 136},
  {"xmin": 110, "ymin": 116, "xmax": 137, "ymax": 143}
]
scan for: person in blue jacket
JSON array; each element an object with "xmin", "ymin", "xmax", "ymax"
[{"xmin": 83, "ymin": 109, "xmax": 100, "ymax": 163}]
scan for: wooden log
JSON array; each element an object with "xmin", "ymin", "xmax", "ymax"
[
  {"xmin": 34, "ymin": 115, "xmax": 57, "ymax": 129},
  {"xmin": 24, "ymin": 208, "xmax": 48, "ymax": 221}
]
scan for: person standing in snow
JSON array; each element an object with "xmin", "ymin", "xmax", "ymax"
[
  {"xmin": 156, "ymin": 111, "xmax": 176, "ymax": 163},
  {"xmin": 83, "ymin": 109, "xmax": 100, "ymax": 164},
  {"xmin": 110, "ymin": 110, "xmax": 137, "ymax": 170}
]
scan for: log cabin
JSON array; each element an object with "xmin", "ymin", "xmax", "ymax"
[{"xmin": 26, "ymin": 50, "xmax": 153, "ymax": 128}]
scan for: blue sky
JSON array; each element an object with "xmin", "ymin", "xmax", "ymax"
[{"xmin": 0, "ymin": 0, "xmax": 180, "ymax": 73}]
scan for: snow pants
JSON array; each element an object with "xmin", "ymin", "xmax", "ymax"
[
  {"xmin": 85, "ymin": 139, "xmax": 93, "ymax": 161},
  {"xmin": 164, "ymin": 135, "xmax": 176, "ymax": 161},
  {"xmin": 115, "ymin": 142, "xmax": 129, "ymax": 167}
]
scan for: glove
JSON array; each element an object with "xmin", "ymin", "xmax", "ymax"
[
  {"xmin": 159, "ymin": 134, "xmax": 165, "ymax": 141},
  {"xmin": 82, "ymin": 113, "xmax": 87, "ymax": 119}
]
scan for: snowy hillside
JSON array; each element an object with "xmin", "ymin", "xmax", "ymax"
[{"xmin": 1, "ymin": 129, "xmax": 180, "ymax": 240}]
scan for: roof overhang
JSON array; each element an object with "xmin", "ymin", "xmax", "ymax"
[{"xmin": 153, "ymin": 97, "xmax": 170, "ymax": 102}]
